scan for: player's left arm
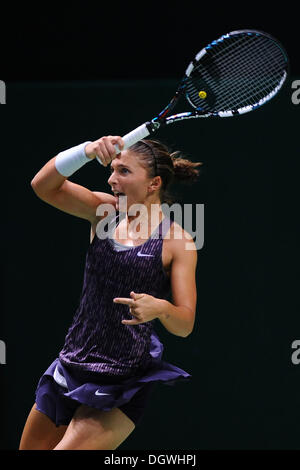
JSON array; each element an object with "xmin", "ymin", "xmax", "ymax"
[{"xmin": 158, "ymin": 231, "xmax": 197, "ymax": 337}]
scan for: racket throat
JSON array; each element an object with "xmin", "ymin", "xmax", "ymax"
[
  {"xmin": 158, "ymin": 92, "xmax": 181, "ymax": 122},
  {"xmin": 147, "ymin": 120, "xmax": 161, "ymax": 133}
]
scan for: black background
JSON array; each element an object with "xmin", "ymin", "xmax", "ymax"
[
  {"xmin": 1, "ymin": 1, "xmax": 300, "ymax": 452},
  {"xmin": 2, "ymin": 2, "xmax": 300, "ymax": 81}
]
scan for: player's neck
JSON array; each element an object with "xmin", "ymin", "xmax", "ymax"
[{"xmin": 126, "ymin": 198, "xmax": 163, "ymax": 228}]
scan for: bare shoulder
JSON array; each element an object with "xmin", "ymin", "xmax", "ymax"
[{"xmin": 164, "ymin": 220, "xmax": 198, "ymax": 262}]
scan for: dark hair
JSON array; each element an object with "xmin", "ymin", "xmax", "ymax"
[{"xmin": 130, "ymin": 139, "xmax": 203, "ymax": 204}]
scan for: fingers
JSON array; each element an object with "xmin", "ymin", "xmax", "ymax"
[
  {"xmin": 129, "ymin": 306, "xmax": 141, "ymax": 316},
  {"xmin": 114, "ymin": 137, "xmax": 125, "ymax": 153},
  {"xmin": 113, "ymin": 292, "xmax": 144, "ymax": 305},
  {"xmin": 113, "ymin": 297, "xmax": 136, "ymax": 307},
  {"xmin": 96, "ymin": 136, "xmax": 115, "ymax": 167},
  {"xmin": 130, "ymin": 291, "xmax": 144, "ymax": 300},
  {"xmin": 114, "ymin": 293, "xmax": 145, "ymax": 325},
  {"xmin": 121, "ymin": 318, "xmax": 140, "ymax": 325},
  {"xmin": 122, "ymin": 307, "xmax": 142, "ymax": 324},
  {"xmin": 93, "ymin": 136, "xmax": 124, "ymax": 167}
]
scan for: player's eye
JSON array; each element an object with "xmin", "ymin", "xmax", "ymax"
[{"xmin": 110, "ymin": 166, "xmax": 130, "ymax": 174}]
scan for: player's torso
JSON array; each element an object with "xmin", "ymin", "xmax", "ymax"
[{"xmin": 90, "ymin": 216, "xmax": 173, "ymax": 279}]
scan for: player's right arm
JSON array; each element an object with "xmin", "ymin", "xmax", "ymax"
[{"xmin": 30, "ymin": 136, "xmax": 123, "ymax": 224}]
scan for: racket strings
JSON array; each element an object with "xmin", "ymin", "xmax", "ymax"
[
  {"xmin": 217, "ymin": 40, "xmax": 284, "ymax": 89},
  {"xmin": 206, "ymin": 47, "xmax": 282, "ymax": 108},
  {"xmin": 191, "ymin": 49, "xmax": 283, "ymax": 109},
  {"xmin": 186, "ymin": 33, "xmax": 287, "ymax": 112},
  {"xmin": 189, "ymin": 49, "xmax": 285, "ymax": 110},
  {"xmin": 203, "ymin": 35, "xmax": 284, "ymax": 83}
]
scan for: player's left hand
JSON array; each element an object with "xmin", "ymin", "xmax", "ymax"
[{"xmin": 113, "ymin": 291, "xmax": 163, "ymax": 325}]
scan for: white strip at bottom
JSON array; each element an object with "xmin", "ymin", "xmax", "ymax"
[{"xmin": 53, "ymin": 364, "xmax": 68, "ymax": 389}]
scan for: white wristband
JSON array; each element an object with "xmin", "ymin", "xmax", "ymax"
[{"xmin": 55, "ymin": 141, "xmax": 92, "ymax": 177}]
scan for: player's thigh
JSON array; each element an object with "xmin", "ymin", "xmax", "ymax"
[
  {"xmin": 19, "ymin": 403, "xmax": 68, "ymax": 450},
  {"xmin": 54, "ymin": 405, "xmax": 136, "ymax": 450}
]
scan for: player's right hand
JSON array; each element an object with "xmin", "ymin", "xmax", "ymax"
[{"xmin": 85, "ymin": 136, "xmax": 124, "ymax": 166}]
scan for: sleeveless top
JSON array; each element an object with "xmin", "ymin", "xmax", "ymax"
[{"xmin": 59, "ymin": 211, "xmax": 174, "ymax": 378}]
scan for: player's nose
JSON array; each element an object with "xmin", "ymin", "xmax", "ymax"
[{"xmin": 107, "ymin": 172, "xmax": 117, "ymax": 185}]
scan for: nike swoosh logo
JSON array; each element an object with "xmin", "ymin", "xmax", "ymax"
[
  {"xmin": 95, "ymin": 390, "xmax": 110, "ymax": 396},
  {"xmin": 137, "ymin": 252, "xmax": 154, "ymax": 257}
]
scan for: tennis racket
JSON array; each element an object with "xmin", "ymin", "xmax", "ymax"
[{"xmin": 96, "ymin": 29, "xmax": 288, "ymax": 165}]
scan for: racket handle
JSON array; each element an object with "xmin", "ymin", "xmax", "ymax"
[{"xmin": 96, "ymin": 123, "xmax": 150, "ymax": 165}]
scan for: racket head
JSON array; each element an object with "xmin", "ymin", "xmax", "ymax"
[{"xmin": 182, "ymin": 29, "xmax": 289, "ymax": 117}]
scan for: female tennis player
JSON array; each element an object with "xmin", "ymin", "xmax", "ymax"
[{"xmin": 20, "ymin": 136, "xmax": 201, "ymax": 450}]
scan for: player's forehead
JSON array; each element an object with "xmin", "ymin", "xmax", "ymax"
[{"xmin": 110, "ymin": 150, "xmax": 142, "ymax": 170}]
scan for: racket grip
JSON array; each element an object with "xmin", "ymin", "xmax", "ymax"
[{"xmin": 96, "ymin": 123, "xmax": 150, "ymax": 165}]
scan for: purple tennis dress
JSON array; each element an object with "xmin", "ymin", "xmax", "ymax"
[{"xmin": 35, "ymin": 212, "xmax": 191, "ymax": 427}]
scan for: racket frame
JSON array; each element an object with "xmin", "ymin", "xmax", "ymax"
[{"xmin": 96, "ymin": 29, "xmax": 288, "ymax": 165}]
